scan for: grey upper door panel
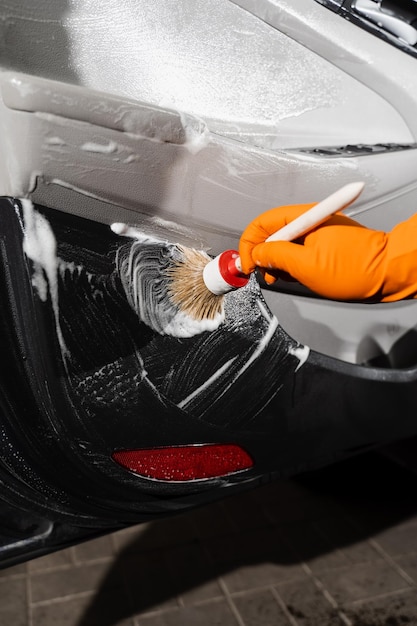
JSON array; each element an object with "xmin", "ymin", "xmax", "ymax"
[
  {"xmin": 231, "ymin": 0, "xmax": 417, "ymax": 141},
  {"xmin": 1, "ymin": 0, "xmax": 417, "ymax": 366},
  {"xmin": 0, "ymin": 0, "xmax": 412, "ymax": 150}
]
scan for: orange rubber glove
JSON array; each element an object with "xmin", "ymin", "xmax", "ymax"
[{"xmin": 239, "ymin": 203, "xmax": 417, "ymax": 302}]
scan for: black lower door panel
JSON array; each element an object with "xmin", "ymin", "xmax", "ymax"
[{"xmin": 0, "ymin": 197, "xmax": 417, "ymax": 566}]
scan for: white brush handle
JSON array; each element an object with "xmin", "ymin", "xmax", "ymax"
[
  {"xmin": 265, "ymin": 181, "xmax": 365, "ymax": 243},
  {"xmin": 204, "ymin": 182, "xmax": 365, "ymax": 295},
  {"xmin": 231, "ymin": 181, "xmax": 365, "ymax": 275}
]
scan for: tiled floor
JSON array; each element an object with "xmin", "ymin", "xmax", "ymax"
[{"xmin": 2, "ymin": 448, "xmax": 417, "ymax": 625}]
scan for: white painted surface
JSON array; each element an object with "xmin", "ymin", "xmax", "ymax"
[{"xmin": 0, "ymin": 1, "xmax": 416, "ymax": 363}]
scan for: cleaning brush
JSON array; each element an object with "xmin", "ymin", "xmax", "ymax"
[
  {"xmin": 112, "ymin": 181, "xmax": 364, "ymax": 338},
  {"xmin": 203, "ymin": 181, "xmax": 365, "ymax": 295}
]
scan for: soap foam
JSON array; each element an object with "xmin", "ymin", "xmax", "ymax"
[
  {"xmin": 20, "ymin": 199, "xmax": 69, "ymax": 357},
  {"xmin": 116, "ymin": 236, "xmax": 224, "ymax": 338}
]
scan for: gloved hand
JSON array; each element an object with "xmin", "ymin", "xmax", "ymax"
[{"xmin": 239, "ymin": 203, "xmax": 417, "ymax": 302}]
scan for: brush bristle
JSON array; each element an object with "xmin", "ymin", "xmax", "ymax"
[
  {"xmin": 116, "ymin": 238, "xmax": 225, "ymax": 337},
  {"xmin": 166, "ymin": 246, "xmax": 224, "ymax": 321}
]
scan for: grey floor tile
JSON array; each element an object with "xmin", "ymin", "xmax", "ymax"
[
  {"xmin": 0, "ymin": 562, "xmax": 27, "ymax": 578},
  {"xmin": 278, "ymin": 521, "xmax": 350, "ymax": 572},
  {"xmin": 113, "ymin": 517, "xmax": 194, "ymax": 554},
  {"xmin": 137, "ymin": 599, "xmax": 238, "ymax": 626},
  {"xmin": 233, "ymin": 588, "xmax": 290, "ymax": 626},
  {"xmin": 28, "ymin": 547, "xmax": 74, "ymax": 572},
  {"xmin": 30, "ymin": 560, "xmax": 114, "ymax": 603},
  {"xmin": 0, "ymin": 606, "xmax": 27, "ymax": 626},
  {"xmin": 167, "ymin": 542, "xmax": 224, "ymax": 605},
  {"xmin": 204, "ymin": 526, "xmax": 296, "ymax": 567},
  {"xmin": 0, "ymin": 577, "xmax": 27, "ymax": 626},
  {"xmin": 222, "ymin": 561, "xmax": 305, "ymax": 594},
  {"xmin": 374, "ymin": 520, "xmax": 417, "ymax": 558},
  {"xmin": 312, "ymin": 517, "xmax": 382, "ymax": 564},
  {"xmin": 112, "ymin": 524, "xmax": 152, "ymax": 552},
  {"xmin": 316, "ymin": 560, "xmax": 411, "ymax": 604},
  {"xmin": 277, "ymin": 579, "xmax": 346, "ymax": 626},
  {"xmin": 263, "ymin": 483, "xmax": 340, "ymax": 525},
  {"xmin": 31, "ymin": 593, "xmax": 133, "ymax": 626},
  {"xmin": 345, "ymin": 589, "xmax": 417, "ymax": 626},
  {"xmin": 393, "ymin": 553, "xmax": 417, "ymax": 583},
  {"xmin": 121, "ymin": 550, "xmax": 180, "ymax": 614},
  {"xmin": 73, "ymin": 534, "xmax": 115, "ymax": 562},
  {"xmin": 0, "ymin": 576, "xmax": 27, "ymax": 611},
  {"xmin": 187, "ymin": 502, "xmax": 236, "ymax": 539},
  {"xmin": 179, "ymin": 579, "xmax": 224, "ymax": 607}
]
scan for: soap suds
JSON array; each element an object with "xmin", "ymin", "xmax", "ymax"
[
  {"xmin": 238, "ymin": 312, "xmax": 279, "ymax": 374},
  {"xmin": 111, "ymin": 217, "xmax": 203, "ymax": 249},
  {"xmin": 192, "ymin": 312, "xmax": 279, "ymax": 408},
  {"xmin": 66, "ymin": 0, "xmax": 342, "ymax": 144},
  {"xmin": 257, "ymin": 298, "xmax": 274, "ymax": 323},
  {"xmin": 20, "ymin": 199, "xmax": 68, "ymax": 358},
  {"xmin": 289, "ymin": 345, "xmax": 310, "ymax": 370},
  {"xmin": 177, "ymin": 357, "xmax": 236, "ymax": 409},
  {"xmin": 45, "ymin": 136, "xmax": 66, "ymax": 146},
  {"xmin": 178, "ymin": 112, "xmax": 211, "ymax": 155},
  {"xmin": 81, "ymin": 140, "xmax": 118, "ymax": 154},
  {"xmin": 116, "ymin": 235, "xmax": 224, "ymax": 338}
]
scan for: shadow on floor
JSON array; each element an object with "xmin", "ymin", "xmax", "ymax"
[{"xmin": 77, "ymin": 447, "xmax": 417, "ymax": 625}]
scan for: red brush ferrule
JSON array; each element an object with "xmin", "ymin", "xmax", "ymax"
[{"xmin": 218, "ymin": 250, "xmax": 249, "ymax": 289}]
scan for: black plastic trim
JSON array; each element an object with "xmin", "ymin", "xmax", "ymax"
[
  {"xmin": 1, "ymin": 196, "xmax": 417, "ymax": 566},
  {"xmin": 290, "ymin": 142, "xmax": 417, "ymax": 158},
  {"xmin": 315, "ymin": 0, "xmax": 417, "ymax": 59}
]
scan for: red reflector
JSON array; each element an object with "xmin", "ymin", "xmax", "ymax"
[{"xmin": 112, "ymin": 444, "xmax": 253, "ymax": 481}]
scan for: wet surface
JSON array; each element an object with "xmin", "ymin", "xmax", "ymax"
[{"xmin": 2, "ymin": 443, "xmax": 417, "ymax": 625}]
